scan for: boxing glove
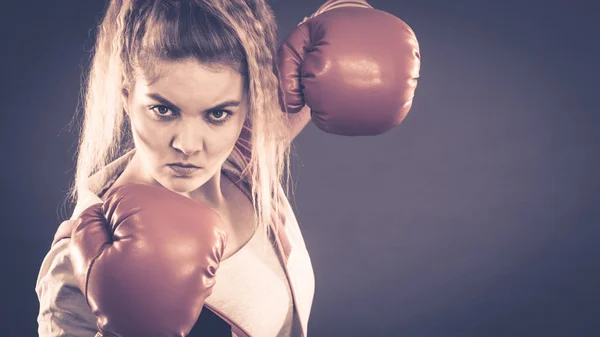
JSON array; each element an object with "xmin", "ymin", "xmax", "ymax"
[
  {"xmin": 69, "ymin": 183, "xmax": 228, "ymax": 337},
  {"xmin": 277, "ymin": 0, "xmax": 421, "ymax": 136}
]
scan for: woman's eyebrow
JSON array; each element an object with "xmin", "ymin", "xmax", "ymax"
[
  {"xmin": 209, "ymin": 100, "xmax": 241, "ymax": 110},
  {"xmin": 146, "ymin": 93, "xmax": 241, "ymax": 111}
]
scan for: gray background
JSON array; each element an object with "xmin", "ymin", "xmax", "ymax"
[{"xmin": 1, "ymin": 0, "xmax": 598, "ymax": 336}]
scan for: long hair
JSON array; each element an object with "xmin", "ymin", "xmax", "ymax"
[{"xmin": 70, "ymin": 0, "xmax": 292, "ymax": 242}]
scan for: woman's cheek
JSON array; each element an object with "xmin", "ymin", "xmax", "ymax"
[
  {"xmin": 213, "ymin": 122, "xmax": 246, "ymax": 165},
  {"xmin": 132, "ymin": 110, "xmax": 165, "ymax": 152},
  {"xmin": 218, "ymin": 121, "xmax": 244, "ymax": 150}
]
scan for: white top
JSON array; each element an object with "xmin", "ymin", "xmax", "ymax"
[{"xmin": 210, "ymin": 218, "xmax": 301, "ymax": 336}]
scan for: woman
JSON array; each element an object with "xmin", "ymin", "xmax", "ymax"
[{"xmin": 35, "ymin": 0, "xmax": 420, "ymax": 336}]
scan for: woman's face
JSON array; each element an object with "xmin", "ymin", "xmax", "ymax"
[{"xmin": 123, "ymin": 58, "xmax": 247, "ymax": 194}]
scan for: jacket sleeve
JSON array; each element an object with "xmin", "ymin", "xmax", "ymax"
[{"xmin": 35, "ymin": 238, "xmax": 98, "ymax": 337}]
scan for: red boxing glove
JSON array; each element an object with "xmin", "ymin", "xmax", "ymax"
[
  {"xmin": 69, "ymin": 183, "xmax": 228, "ymax": 337},
  {"xmin": 278, "ymin": 0, "xmax": 421, "ymax": 136}
]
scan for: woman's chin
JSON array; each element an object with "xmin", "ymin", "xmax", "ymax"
[{"xmin": 160, "ymin": 174, "xmax": 205, "ymax": 194}]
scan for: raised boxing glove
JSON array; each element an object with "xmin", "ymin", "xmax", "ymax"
[
  {"xmin": 277, "ymin": 0, "xmax": 421, "ymax": 136},
  {"xmin": 69, "ymin": 183, "xmax": 228, "ymax": 337}
]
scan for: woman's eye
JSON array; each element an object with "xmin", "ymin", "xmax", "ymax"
[
  {"xmin": 207, "ymin": 110, "xmax": 231, "ymax": 124},
  {"xmin": 150, "ymin": 105, "xmax": 173, "ymax": 116},
  {"xmin": 211, "ymin": 110, "xmax": 226, "ymax": 119}
]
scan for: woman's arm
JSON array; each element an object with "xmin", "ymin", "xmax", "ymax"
[
  {"xmin": 36, "ymin": 239, "xmax": 98, "ymax": 337},
  {"xmin": 284, "ymin": 104, "xmax": 312, "ymax": 147}
]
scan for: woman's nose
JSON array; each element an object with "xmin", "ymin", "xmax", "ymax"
[{"xmin": 171, "ymin": 123, "xmax": 203, "ymax": 155}]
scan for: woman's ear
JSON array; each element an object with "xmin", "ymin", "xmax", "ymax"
[{"xmin": 121, "ymin": 88, "xmax": 130, "ymax": 116}]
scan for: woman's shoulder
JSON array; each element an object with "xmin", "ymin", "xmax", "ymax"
[
  {"xmin": 36, "ymin": 236, "xmax": 76, "ymax": 292},
  {"xmin": 36, "ymin": 236, "xmax": 98, "ymax": 336},
  {"xmin": 86, "ymin": 149, "xmax": 136, "ymax": 201},
  {"xmin": 37, "ymin": 220, "xmax": 83, "ymax": 295}
]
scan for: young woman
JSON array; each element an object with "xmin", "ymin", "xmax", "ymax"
[{"xmin": 35, "ymin": 0, "xmax": 420, "ymax": 336}]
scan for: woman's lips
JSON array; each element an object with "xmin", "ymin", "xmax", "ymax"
[{"xmin": 167, "ymin": 164, "xmax": 201, "ymax": 176}]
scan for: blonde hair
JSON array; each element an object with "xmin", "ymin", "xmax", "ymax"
[{"xmin": 70, "ymin": 0, "xmax": 292, "ymax": 242}]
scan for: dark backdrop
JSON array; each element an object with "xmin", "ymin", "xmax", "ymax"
[{"xmin": 1, "ymin": 0, "xmax": 599, "ymax": 336}]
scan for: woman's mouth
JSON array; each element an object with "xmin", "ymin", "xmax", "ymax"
[{"xmin": 167, "ymin": 163, "xmax": 201, "ymax": 176}]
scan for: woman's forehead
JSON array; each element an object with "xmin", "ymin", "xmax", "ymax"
[
  {"xmin": 136, "ymin": 56, "xmax": 243, "ymax": 85},
  {"xmin": 133, "ymin": 58, "xmax": 246, "ymax": 109}
]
